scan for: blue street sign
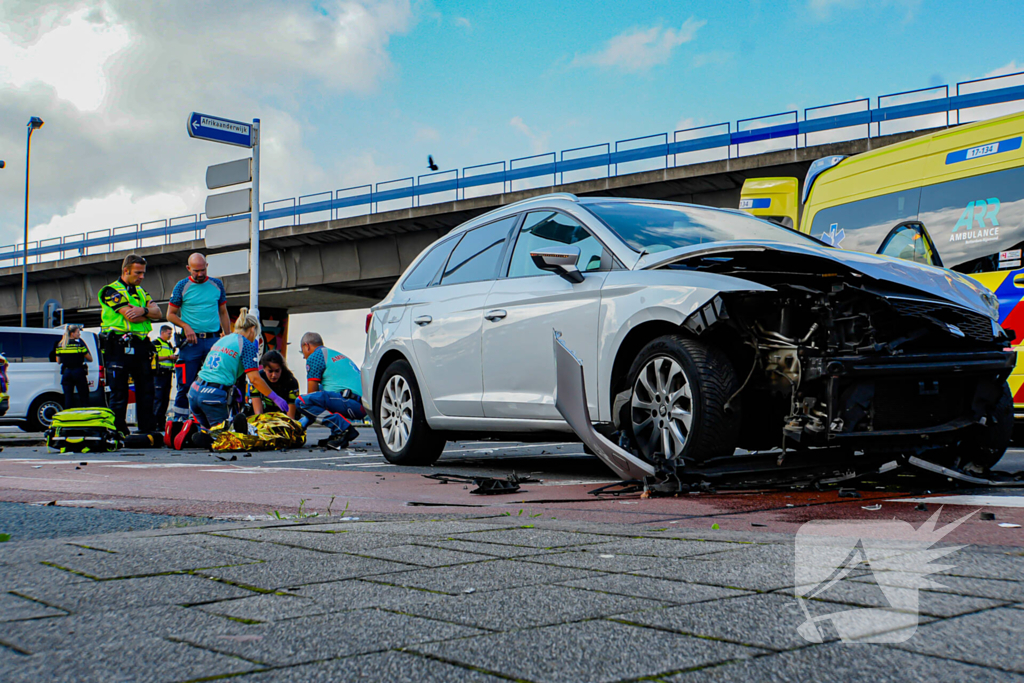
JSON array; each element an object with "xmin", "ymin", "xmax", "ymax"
[{"xmin": 187, "ymin": 112, "xmax": 252, "ymax": 148}]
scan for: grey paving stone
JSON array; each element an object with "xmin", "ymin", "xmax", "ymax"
[
  {"xmin": 306, "ymin": 520, "xmax": 519, "ymax": 536},
  {"xmin": 353, "ymin": 543, "xmax": 496, "ymax": 567},
  {"xmin": 198, "ymin": 579, "xmax": 447, "ymax": 622},
  {"xmin": 413, "ymin": 618, "xmax": 763, "ymax": 683},
  {"xmin": 181, "ymin": 607, "xmax": 485, "ymax": 666},
  {"xmin": 668, "ymin": 642, "xmax": 1023, "ymax": 682},
  {"xmin": 371, "ymin": 558, "xmax": 601, "ymax": 595},
  {"xmin": 417, "ymin": 538, "xmax": 560, "ymax": 559},
  {"xmin": 451, "ymin": 527, "xmax": 616, "ymax": 549},
  {"xmin": 0, "ymin": 592, "xmax": 66, "ymax": 622},
  {"xmin": 850, "ymin": 572, "xmax": 1024, "ymax": 602},
  {"xmin": 633, "ymin": 556, "xmax": 797, "ymax": 592},
  {"xmin": 198, "ymin": 553, "xmax": 416, "ymax": 591},
  {"xmin": 402, "ymin": 584, "xmax": 666, "ymax": 631},
  {"xmin": 0, "ymin": 604, "xmax": 240, "ymax": 654},
  {"xmin": 42, "ymin": 540, "xmax": 252, "ymax": 579},
  {"xmin": 520, "ymin": 549, "xmax": 667, "ymax": 573},
  {"xmin": 803, "ymin": 577, "xmax": 1006, "ymax": 618},
  {"xmin": 593, "ymin": 537, "xmax": 746, "ymax": 559},
  {"xmin": 625, "ymin": 592, "xmax": 821, "ymax": 651},
  {"xmin": 17, "ymin": 573, "xmax": 253, "ymax": 613},
  {"xmin": 896, "ymin": 607, "xmax": 1024, "ymax": 673},
  {"xmin": 230, "ymin": 650, "xmax": 504, "ymax": 683},
  {"xmin": 0, "ymin": 636, "xmax": 261, "ymax": 683},
  {"xmin": 217, "ymin": 527, "xmax": 422, "ymax": 553},
  {"xmin": 559, "ymin": 573, "xmax": 751, "ymax": 604}
]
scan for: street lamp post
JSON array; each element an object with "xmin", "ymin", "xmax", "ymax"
[{"xmin": 21, "ymin": 116, "xmax": 44, "ymax": 328}]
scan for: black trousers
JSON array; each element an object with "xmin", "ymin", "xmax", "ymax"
[
  {"xmin": 105, "ymin": 337, "xmax": 155, "ymax": 436},
  {"xmin": 61, "ymin": 367, "xmax": 90, "ymax": 409},
  {"xmin": 153, "ymin": 370, "xmax": 172, "ymax": 426}
]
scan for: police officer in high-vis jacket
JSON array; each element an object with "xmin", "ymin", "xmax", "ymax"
[
  {"xmin": 99, "ymin": 254, "xmax": 163, "ymax": 436},
  {"xmin": 152, "ymin": 325, "xmax": 178, "ymax": 425}
]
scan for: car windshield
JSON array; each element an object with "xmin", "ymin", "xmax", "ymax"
[{"xmin": 584, "ymin": 201, "xmax": 820, "ymax": 254}]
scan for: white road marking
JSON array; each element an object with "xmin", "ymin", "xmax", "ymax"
[
  {"xmin": 889, "ymin": 495, "xmax": 1024, "ymax": 508},
  {"xmin": 265, "ymin": 454, "xmax": 380, "ymax": 463},
  {"xmin": 443, "ymin": 443, "xmax": 567, "ymax": 454}
]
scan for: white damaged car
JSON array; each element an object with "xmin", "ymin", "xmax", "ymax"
[{"xmin": 362, "ymin": 193, "xmax": 1013, "ymax": 477}]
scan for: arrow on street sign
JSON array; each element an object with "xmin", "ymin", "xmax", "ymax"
[
  {"xmin": 206, "ymin": 188, "xmax": 252, "ymax": 219},
  {"xmin": 207, "ymin": 158, "xmax": 253, "ymax": 190},
  {"xmin": 188, "ymin": 112, "xmax": 253, "ymax": 148}
]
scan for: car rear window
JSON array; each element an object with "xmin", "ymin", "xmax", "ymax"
[{"xmin": 585, "ymin": 202, "xmax": 818, "ymax": 254}]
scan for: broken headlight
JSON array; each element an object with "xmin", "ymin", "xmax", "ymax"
[{"xmin": 980, "ymin": 289, "xmax": 1000, "ymax": 322}]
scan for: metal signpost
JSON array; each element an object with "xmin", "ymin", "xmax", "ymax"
[{"xmin": 188, "ymin": 112, "xmax": 261, "ymax": 317}]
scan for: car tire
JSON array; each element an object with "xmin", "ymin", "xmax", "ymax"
[
  {"xmin": 27, "ymin": 394, "xmax": 65, "ymax": 432},
  {"xmin": 373, "ymin": 359, "xmax": 446, "ymax": 466},
  {"xmin": 625, "ymin": 335, "xmax": 740, "ymax": 464},
  {"xmin": 957, "ymin": 381, "xmax": 1013, "ymax": 473}
]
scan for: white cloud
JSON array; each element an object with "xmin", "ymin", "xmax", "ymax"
[
  {"xmin": 414, "ymin": 124, "xmax": 440, "ymax": 142},
  {"xmin": 453, "ymin": 16, "xmax": 471, "ymax": 31},
  {"xmin": 509, "ymin": 116, "xmax": 550, "ymax": 155},
  {"xmin": 570, "ymin": 18, "xmax": 705, "ymax": 73},
  {"xmin": 692, "ymin": 50, "xmax": 731, "ymax": 69},
  {"xmin": 808, "ymin": 0, "xmax": 921, "ymax": 22},
  {"xmin": 29, "ymin": 187, "xmax": 198, "ymax": 244},
  {"xmin": 674, "ymin": 117, "xmax": 697, "ymax": 132},
  {"xmin": 0, "ymin": 4, "xmax": 129, "ymax": 111},
  {"xmin": 987, "ymin": 61, "xmax": 1023, "ymax": 78},
  {"xmin": 0, "ymin": 0, "xmax": 415, "ymax": 246}
]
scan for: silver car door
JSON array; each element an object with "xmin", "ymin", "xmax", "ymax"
[
  {"xmin": 408, "ymin": 216, "xmax": 518, "ymax": 417},
  {"xmin": 481, "ymin": 210, "xmax": 608, "ymax": 420}
]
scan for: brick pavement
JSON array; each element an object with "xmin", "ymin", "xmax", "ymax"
[{"xmin": 1, "ymin": 514, "xmax": 1023, "ymax": 682}]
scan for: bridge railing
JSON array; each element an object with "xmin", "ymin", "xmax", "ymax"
[{"xmin": 7, "ymin": 72, "xmax": 1024, "ymax": 266}]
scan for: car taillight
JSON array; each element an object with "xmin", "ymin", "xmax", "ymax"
[
  {"xmin": 98, "ymin": 365, "xmax": 106, "ymax": 387},
  {"xmin": 365, "ymin": 312, "xmax": 373, "ymax": 333}
]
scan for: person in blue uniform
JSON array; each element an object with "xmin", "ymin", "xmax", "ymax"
[
  {"xmin": 55, "ymin": 324, "xmax": 93, "ymax": 408},
  {"xmin": 187, "ymin": 310, "xmax": 287, "ymax": 431},
  {"xmin": 296, "ymin": 331, "xmax": 365, "ymax": 450}
]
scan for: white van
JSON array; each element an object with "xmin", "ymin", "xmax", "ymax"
[{"xmin": 0, "ymin": 327, "xmax": 104, "ymax": 431}]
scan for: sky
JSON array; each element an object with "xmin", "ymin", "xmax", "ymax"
[{"xmin": 2, "ymin": 0, "xmax": 1024, "ymax": 380}]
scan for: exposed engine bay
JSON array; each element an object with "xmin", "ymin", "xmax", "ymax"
[{"xmin": 559, "ymin": 248, "xmax": 1018, "ymax": 491}]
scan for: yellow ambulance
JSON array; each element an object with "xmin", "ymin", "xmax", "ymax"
[{"xmin": 740, "ymin": 110, "xmax": 1024, "ymax": 417}]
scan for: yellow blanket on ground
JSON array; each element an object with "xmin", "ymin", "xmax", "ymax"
[{"xmin": 209, "ymin": 413, "xmax": 305, "ymax": 451}]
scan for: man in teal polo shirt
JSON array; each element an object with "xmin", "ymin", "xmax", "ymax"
[
  {"xmin": 295, "ymin": 331, "xmax": 365, "ymax": 450},
  {"xmin": 166, "ymin": 253, "xmax": 231, "ymax": 424}
]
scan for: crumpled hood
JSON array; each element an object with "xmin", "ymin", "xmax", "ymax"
[{"xmin": 637, "ymin": 240, "xmax": 994, "ymax": 318}]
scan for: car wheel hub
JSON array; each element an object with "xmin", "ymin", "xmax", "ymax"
[
  {"xmin": 381, "ymin": 375, "xmax": 414, "ymax": 452},
  {"xmin": 631, "ymin": 356, "xmax": 693, "ymax": 460}
]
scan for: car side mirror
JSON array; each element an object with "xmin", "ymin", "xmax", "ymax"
[{"xmin": 530, "ymin": 246, "xmax": 584, "ymax": 283}]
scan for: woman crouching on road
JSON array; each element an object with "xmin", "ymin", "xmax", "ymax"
[
  {"xmin": 249, "ymin": 349, "xmax": 299, "ymax": 419},
  {"xmin": 187, "ymin": 310, "xmax": 288, "ymax": 431}
]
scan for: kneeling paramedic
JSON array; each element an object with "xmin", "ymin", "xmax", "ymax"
[
  {"xmin": 99, "ymin": 254, "xmax": 162, "ymax": 437},
  {"xmin": 296, "ymin": 332, "xmax": 365, "ymax": 450},
  {"xmin": 188, "ymin": 310, "xmax": 288, "ymax": 432}
]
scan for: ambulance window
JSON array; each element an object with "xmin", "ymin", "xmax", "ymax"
[
  {"xmin": 878, "ymin": 223, "xmax": 941, "ymax": 267},
  {"xmin": 808, "ymin": 188, "xmax": 921, "ymax": 252},
  {"xmin": 918, "ymin": 166, "xmax": 1024, "ymax": 273}
]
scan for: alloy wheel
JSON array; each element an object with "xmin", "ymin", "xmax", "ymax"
[
  {"xmin": 380, "ymin": 375, "xmax": 414, "ymax": 452},
  {"xmin": 630, "ymin": 356, "xmax": 693, "ymax": 460}
]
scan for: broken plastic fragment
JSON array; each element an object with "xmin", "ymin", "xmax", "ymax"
[
  {"xmin": 998, "ymin": 523, "xmax": 1021, "ymax": 528},
  {"xmin": 861, "ymin": 504, "xmax": 882, "ymax": 511}
]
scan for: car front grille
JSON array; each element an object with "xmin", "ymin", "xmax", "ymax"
[{"xmin": 888, "ymin": 299, "xmax": 992, "ymax": 342}]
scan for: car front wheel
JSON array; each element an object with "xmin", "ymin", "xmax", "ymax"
[
  {"xmin": 373, "ymin": 359, "xmax": 446, "ymax": 466},
  {"xmin": 625, "ymin": 335, "xmax": 740, "ymax": 465}
]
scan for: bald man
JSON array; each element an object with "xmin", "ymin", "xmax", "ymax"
[{"xmin": 166, "ymin": 253, "xmax": 231, "ymax": 423}]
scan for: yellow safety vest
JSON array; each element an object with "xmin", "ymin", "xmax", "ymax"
[
  {"xmin": 100, "ymin": 279, "xmax": 153, "ymax": 337},
  {"xmin": 153, "ymin": 337, "xmax": 176, "ymax": 370}
]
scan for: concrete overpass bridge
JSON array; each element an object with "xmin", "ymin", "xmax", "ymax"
[
  {"xmin": 0, "ymin": 131, "xmax": 923, "ymax": 329},
  {"xmin": 2, "ymin": 73, "xmax": 1022, "ymax": 330}
]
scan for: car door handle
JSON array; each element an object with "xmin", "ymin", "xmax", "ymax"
[
  {"xmin": 485, "ymin": 309, "xmax": 507, "ymax": 322},
  {"xmin": 413, "ymin": 315, "xmax": 433, "ymax": 326}
]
